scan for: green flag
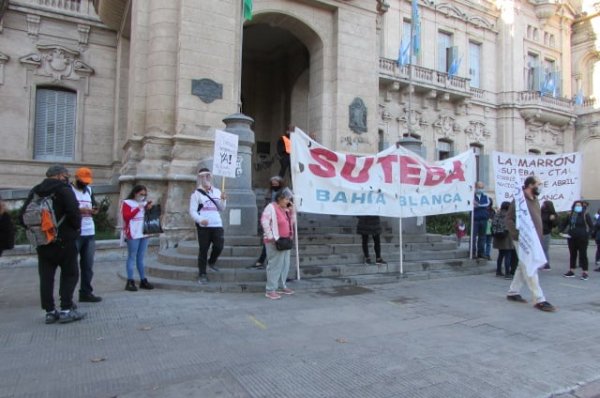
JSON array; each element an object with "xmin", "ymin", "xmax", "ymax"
[{"xmin": 243, "ymin": 0, "xmax": 252, "ymax": 21}]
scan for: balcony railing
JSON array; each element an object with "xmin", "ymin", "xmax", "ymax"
[
  {"xmin": 517, "ymin": 91, "xmax": 574, "ymax": 112},
  {"xmin": 13, "ymin": 0, "xmax": 97, "ymax": 18},
  {"xmin": 379, "ymin": 57, "xmax": 471, "ymax": 100}
]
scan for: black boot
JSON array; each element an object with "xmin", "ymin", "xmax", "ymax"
[
  {"xmin": 125, "ymin": 279, "xmax": 137, "ymax": 291},
  {"xmin": 139, "ymin": 278, "xmax": 154, "ymax": 290}
]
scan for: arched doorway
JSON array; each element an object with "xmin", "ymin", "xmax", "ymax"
[{"xmin": 241, "ymin": 13, "xmax": 323, "ymax": 188}]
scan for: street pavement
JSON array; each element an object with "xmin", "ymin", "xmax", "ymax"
[{"xmin": 1, "ymin": 244, "xmax": 600, "ymax": 398}]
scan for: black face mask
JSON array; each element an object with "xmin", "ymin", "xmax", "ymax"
[
  {"xmin": 76, "ymin": 181, "xmax": 87, "ymax": 190},
  {"xmin": 271, "ymin": 185, "xmax": 281, "ymax": 192},
  {"xmin": 61, "ymin": 176, "xmax": 70, "ymax": 184},
  {"xmin": 532, "ymin": 187, "xmax": 541, "ymax": 196}
]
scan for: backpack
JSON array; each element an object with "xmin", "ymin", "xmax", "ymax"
[
  {"xmin": 22, "ymin": 193, "xmax": 65, "ymax": 247},
  {"xmin": 491, "ymin": 212, "xmax": 508, "ymax": 238}
]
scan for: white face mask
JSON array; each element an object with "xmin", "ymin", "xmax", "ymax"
[{"xmin": 135, "ymin": 194, "xmax": 146, "ymax": 203}]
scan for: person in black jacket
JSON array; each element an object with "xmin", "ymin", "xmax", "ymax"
[
  {"xmin": 593, "ymin": 209, "xmax": 600, "ymax": 271},
  {"xmin": 277, "ymin": 125, "xmax": 293, "ymax": 179},
  {"xmin": 19, "ymin": 165, "xmax": 86, "ymax": 324},
  {"xmin": 0, "ymin": 198, "xmax": 15, "ymax": 256},
  {"xmin": 540, "ymin": 200, "xmax": 558, "ymax": 270},
  {"xmin": 560, "ymin": 200, "xmax": 594, "ymax": 280}
]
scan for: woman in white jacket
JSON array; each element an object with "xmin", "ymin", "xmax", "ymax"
[{"xmin": 261, "ymin": 188, "xmax": 296, "ymax": 299}]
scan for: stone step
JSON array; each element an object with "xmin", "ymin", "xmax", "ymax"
[{"xmin": 119, "ymin": 260, "xmax": 489, "ymax": 293}]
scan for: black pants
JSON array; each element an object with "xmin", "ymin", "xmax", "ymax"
[
  {"xmin": 361, "ymin": 234, "xmax": 381, "ymax": 259},
  {"xmin": 196, "ymin": 226, "xmax": 224, "ymax": 276},
  {"xmin": 278, "ymin": 156, "xmax": 290, "ymax": 178},
  {"xmin": 510, "ymin": 249, "xmax": 518, "ymax": 275},
  {"xmin": 37, "ymin": 240, "xmax": 79, "ymax": 312},
  {"xmin": 595, "ymin": 241, "xmax": 600, "ymax": 263},
  {"xmin": 568, "ymin": 237, "xmax": 589, "ymax": 271}
]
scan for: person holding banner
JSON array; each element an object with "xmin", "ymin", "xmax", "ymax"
[
  {"xmin": 472, "ymin": 182, "xmax": 491, "ymax": 259},
  {"xmin": 261, "ymin": 188, "xmax": 296, "ymax": 300},
  {"xmin": 505, "ymin": 176, "xmax": 556, "ymax": 312},
  {"xmin": 560, "ymin": 200, "xmax": 594, "ymax": 280},
  {"xmin": 189, "ymin": 168, "xmax": 227, "ymax": 285}
]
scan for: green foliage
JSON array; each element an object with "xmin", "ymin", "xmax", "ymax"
[
  {"xmin": 9, "ymin": 209, "xmax": 28, "ymax": 245},
  {"xmin": 426, "ymin": 212, "xmax": 471, "ymax": 235}
]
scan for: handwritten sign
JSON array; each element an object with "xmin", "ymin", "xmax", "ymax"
[
  {"xmin": 212, "ymin": 130, "xmax": 239, "ymax": 178},
  {"xmin": 492, "ymin": 151, "xmax": 581, "ymax": 212}
]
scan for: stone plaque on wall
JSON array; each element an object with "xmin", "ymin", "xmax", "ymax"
[
  {"xmin": 191, "ymin": 78, "xmax": 223, "ymax": 104},
  {"xmin": 349, "ymin": 97, "xmax": 367, "ymax": 134}
]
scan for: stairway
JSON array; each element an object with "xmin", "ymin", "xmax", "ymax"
[{"xmin": 135, "ymin": 212, "xmax": 485, "ymax": 293}]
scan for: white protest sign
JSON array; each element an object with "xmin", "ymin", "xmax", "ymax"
[
  {"xmin": 291, "ymin": 129, "xmax": 476, "ymax": 217},
  {"xmin": 513, "ymin": 186, "xmax": 547, "ymax": 276},
  {"xmin": 212, "ymin": 130, "xmax": 239, "ymax": 178},
  {"xmin": 492, "ymin": 151, "xmax": 581, "ymax": 212}
]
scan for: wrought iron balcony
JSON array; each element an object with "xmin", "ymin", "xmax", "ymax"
[{"xmin": 379, "ymin": 57, "xmax": 472, "ymax": 101}]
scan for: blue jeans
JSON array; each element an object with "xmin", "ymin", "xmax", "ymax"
[
  {"xmin": 126, "ymin": 238, "xmax": 148, "ymax": 280},
  {"xmin": 471, "ymin": 219, "xmax": 487, "ymax": 257},
  {"xmin": 485, "ymin": 234, "xmax": 492, "ymax": 257},
  {"xmin": 75, "ymin": 235, "xmax": 96, "ymax": 296}
]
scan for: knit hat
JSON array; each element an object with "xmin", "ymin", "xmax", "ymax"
[{"xmin": 45, "ymin": 164, "xmax": 69, "ymax": 178}]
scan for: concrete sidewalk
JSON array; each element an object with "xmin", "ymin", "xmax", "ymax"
[{"xmin": 1, "ymin": 245, "xmax": 600, "ymax": 398}]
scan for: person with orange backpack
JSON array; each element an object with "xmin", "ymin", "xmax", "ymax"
[
  {"xmin": 277, "ymin": 125, "xmax": 293, "ymax": 179},
  {"xmin": 19, "ymin": 165, "xmax": 86, "ymax": 324}
]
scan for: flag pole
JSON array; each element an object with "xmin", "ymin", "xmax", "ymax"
[
  {"xmin": 294, "ymin": 214, "xmax": 300, "ymax": 280},
  {"xmin": 399, "ymin": 217, "xmax": 404, "ymax": 275},
  {"xmin": 221, "ymin": 176, "xmax": 226, "ymax": 192},
  {"xmin": 469, "ymin": 209, "xmax": 475, "ymax": 260}
]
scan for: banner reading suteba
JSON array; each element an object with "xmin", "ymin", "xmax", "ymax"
[{"xmin": 291, "ymin": 129, "xmax": 476, "ymax": 217}]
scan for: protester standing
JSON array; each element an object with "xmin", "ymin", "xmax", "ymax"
[
  {"xmin": 484, "ymin": 200, "xmax": 495, "ymax": 260},
  {"xmin": 492, "ymin": 201, "xmax": 513, "ymax": 279},
  {"xmin": 357, "ymin": 216, "xmax": 387, "ymax": 266},
  {"xmin": 560, "ymin": 200, "xmax": 594, "ymax": 280},
  {"xmin": 277, "ymin": 125, "xmax": 293, "ymax": 179},
  {"xmin": 71, "ymin": 167, "xmax": 102, "ymax": 302},
  {"xmin": 0, "ymin": 198, "xmax": 15, "ymax": 257},
  {"xmin": 19, "ymin": 165, "xmax": 86, "ymax": 324},
  {"xmin": 540, "ymin": 200, "xmax": 558, "ymax": 270},
  {"xmin": 251, "ymin": 176, "xmax": 285, "ymax": 269},
  {"xmin": 505, "ymin": 176, "xmax": 555, "ymax": 312},
  {"xmin": 121, "ymin": 185, "xmax": 154, "ymax": 291},
  {"xmin": 261, "ymin": 188, "xmax": 296, "ymax": 300},
  {"xmin": 593, "ymin": 209, "xmax": 600, "ymax": 271},
  {"xmin": 472, "ymin": 181, "xmax": 491, "ymax": 259},
  {"xmin": 189, "ymin": 168, "xmax": 227, "ymax": 285}
]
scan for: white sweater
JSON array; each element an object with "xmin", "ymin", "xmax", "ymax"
[{"xmin": 189, "ymin": 187, "xmax": 226, "ymax": 228}]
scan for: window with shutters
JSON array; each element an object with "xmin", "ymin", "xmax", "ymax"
[
  {"xmin": 526, "ymin": 53, "xmax": 540, "ymax": 91},
  {"xmin": 437, "ymin": 139, "xmax": 453, "ymax": 160},
  {"xmin": 468, "ymin": 41, "xmax": 481, "ymax": 88},
  {"xmin": 438, "ymin": 31, "xmax": 453, "ymax": 72},
  {"xmin": 34, "ymin": 87, "xmax": 76, "ymax": 161}
]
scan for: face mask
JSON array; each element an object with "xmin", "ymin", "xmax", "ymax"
[
  {"xmin": 271, "ymin": 185, "xmax": 281, "ymax": 192},
  {"xmin": 135, "ymin": 194, "xmax": 146, "ymax": 203},
  {"xmin": 61, "ymin": 176, "xmax": 70, "ymax": 184},
  {"xmin": 476, "ymin": 189, "xmax": 483, "ymax": 195},
  {"xmin": 76, "ymin": 181, "xmax": 87, "ymax": 190},
  {"xmin": 574, "ymin": 205, "xmax": 583, "ymax": 213},
  {"xmin": 532, "ymin": 187, "xmax": 541, "ymax": 196}
]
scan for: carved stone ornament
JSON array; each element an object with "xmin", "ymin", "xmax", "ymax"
[
  {"xmin": 26, "ymin": 14, "xmax": 41, "ymax": 40},
  {"xmin": 191, "ymin": 78, "xmax": 223, "ymax": 104},
  {"xmin": 398, "ymin": 108, "xmax": 425, "ymax": 135},
  {"xmin": 433, "ymin": 115, "xmax": 460, "ymax": 138},
  {"xmin": 464, "ymin": 120, "xmax": 491, "ymax": 143},
  {"xmin": 19, "ymin": 44, "xmax": 94, "ymax": 81},
  {"xmin": 526, "ymin": 122, "xmax": 563, "ymax": 146},
  {"xmin": 349, "ymin": 97, "xmax": 368, "ymax": 134}
]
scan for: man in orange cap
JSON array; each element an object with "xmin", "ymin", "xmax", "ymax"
[{"xmin": 72, "ymin": 167, "xmax": 102, "ymax": 303}]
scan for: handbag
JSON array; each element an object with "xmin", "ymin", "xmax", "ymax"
[
  {"xmin": 275, "ymin": 237, "xmax": 293, "ymax": 251},
  {"xmin": 143, "ymin": 204, "xmax": 164, "ymax": 235}
]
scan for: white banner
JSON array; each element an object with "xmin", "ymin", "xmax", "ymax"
[
  {"xmin": 291, "ymin": 129, "xmax": 476, "ymax": 217},
  {"xmin": 513, "ymin": 186, "xmax": 547, "ymax": 276},
  {"xmin": 492, "ymin": 151, "xmax": 581, "ymax": 212},
  {"xmin": 212, "ymin": 129, "xmax": 239, "ymax": 178}
]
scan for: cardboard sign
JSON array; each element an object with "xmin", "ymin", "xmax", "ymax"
[{"xmin": 212, "ymin": 130, "xmax": 239, "ymax": 178}]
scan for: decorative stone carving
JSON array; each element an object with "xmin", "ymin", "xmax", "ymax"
[
  {"xmin": 398, "ymin": 108, "xmax": 426, "ymax": 135},
  {"xmin": 464, "ymin": 120, "xmax": 491, "ymax": 143},
  {"xmin": 19, "ymin": 44, "xmax": 94, "ymax": 82},
  {"xmin": 26, "ymin": 14, "xmax": 41, "ymax": 40},
  {"xmin": 526, "ymin": 122, "xmax": 564, "ymax": 147},
  {"xmin": 379, "ymin": 104, "xmax": 392, "ymax": 122},
  {"xmin": 377, "ymin": 0, "xmax": 390, "ymax": 14},
  {"xmin": 191, "ymin": 78, "xmax": 223, "ymax": 104},
  {"xmin": 436, "ymin": 3, "xmax": 495, "ymax": 31},
  {"xmin": 349, "ymin": 97, "xmax": 368, "ymax": 134},
  {"xmin": 433, "ymin": 115, "xmax": 460, "ymax": 139},
  {"xmin": 77, "ymin": 24, "xmax": 91, "ymax": 48},
  {"xmin": 0, "ymin": 51, "xmax": 8, "ymax": 85}
]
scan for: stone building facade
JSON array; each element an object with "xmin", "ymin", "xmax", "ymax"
[{"xmin": 1, "ymin": 0, "xmax": 600, "ymax": 243}]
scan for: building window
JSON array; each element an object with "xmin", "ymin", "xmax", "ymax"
[
  {"xmin": 470, "ymin": 144, "xmax": 484, "ymax": 183},
  {"xmin": 378, "ymin": 129, "xmax": 386, "ymax": 152},
  {"xmin": 526, "ymin": 53, "xmax": 540, "ymax": 91},
  {"xmin": 402, "ymin": 19, "xmax": 419, "ymax": 65},
  {"xmin": 437, "ymin": 139, "xmax": 453, "ymax": 160},
  {"xmin": 438, "ymin": 31, "xmax": 453, "ymax": 72},
  {"xmin": 34, "ymin": 87, "xmax": 76, "ymax": 161},
  {"xmin": 542, "ymin": 58, "xmax": 559, "ymax": 96},
  {"xmin": 469, "ymin": 41, "xmax": 481, "ymax": 88},
  {"xmin": 529, "ymin": 149, "xmax": 541, "ymax": 155}
]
